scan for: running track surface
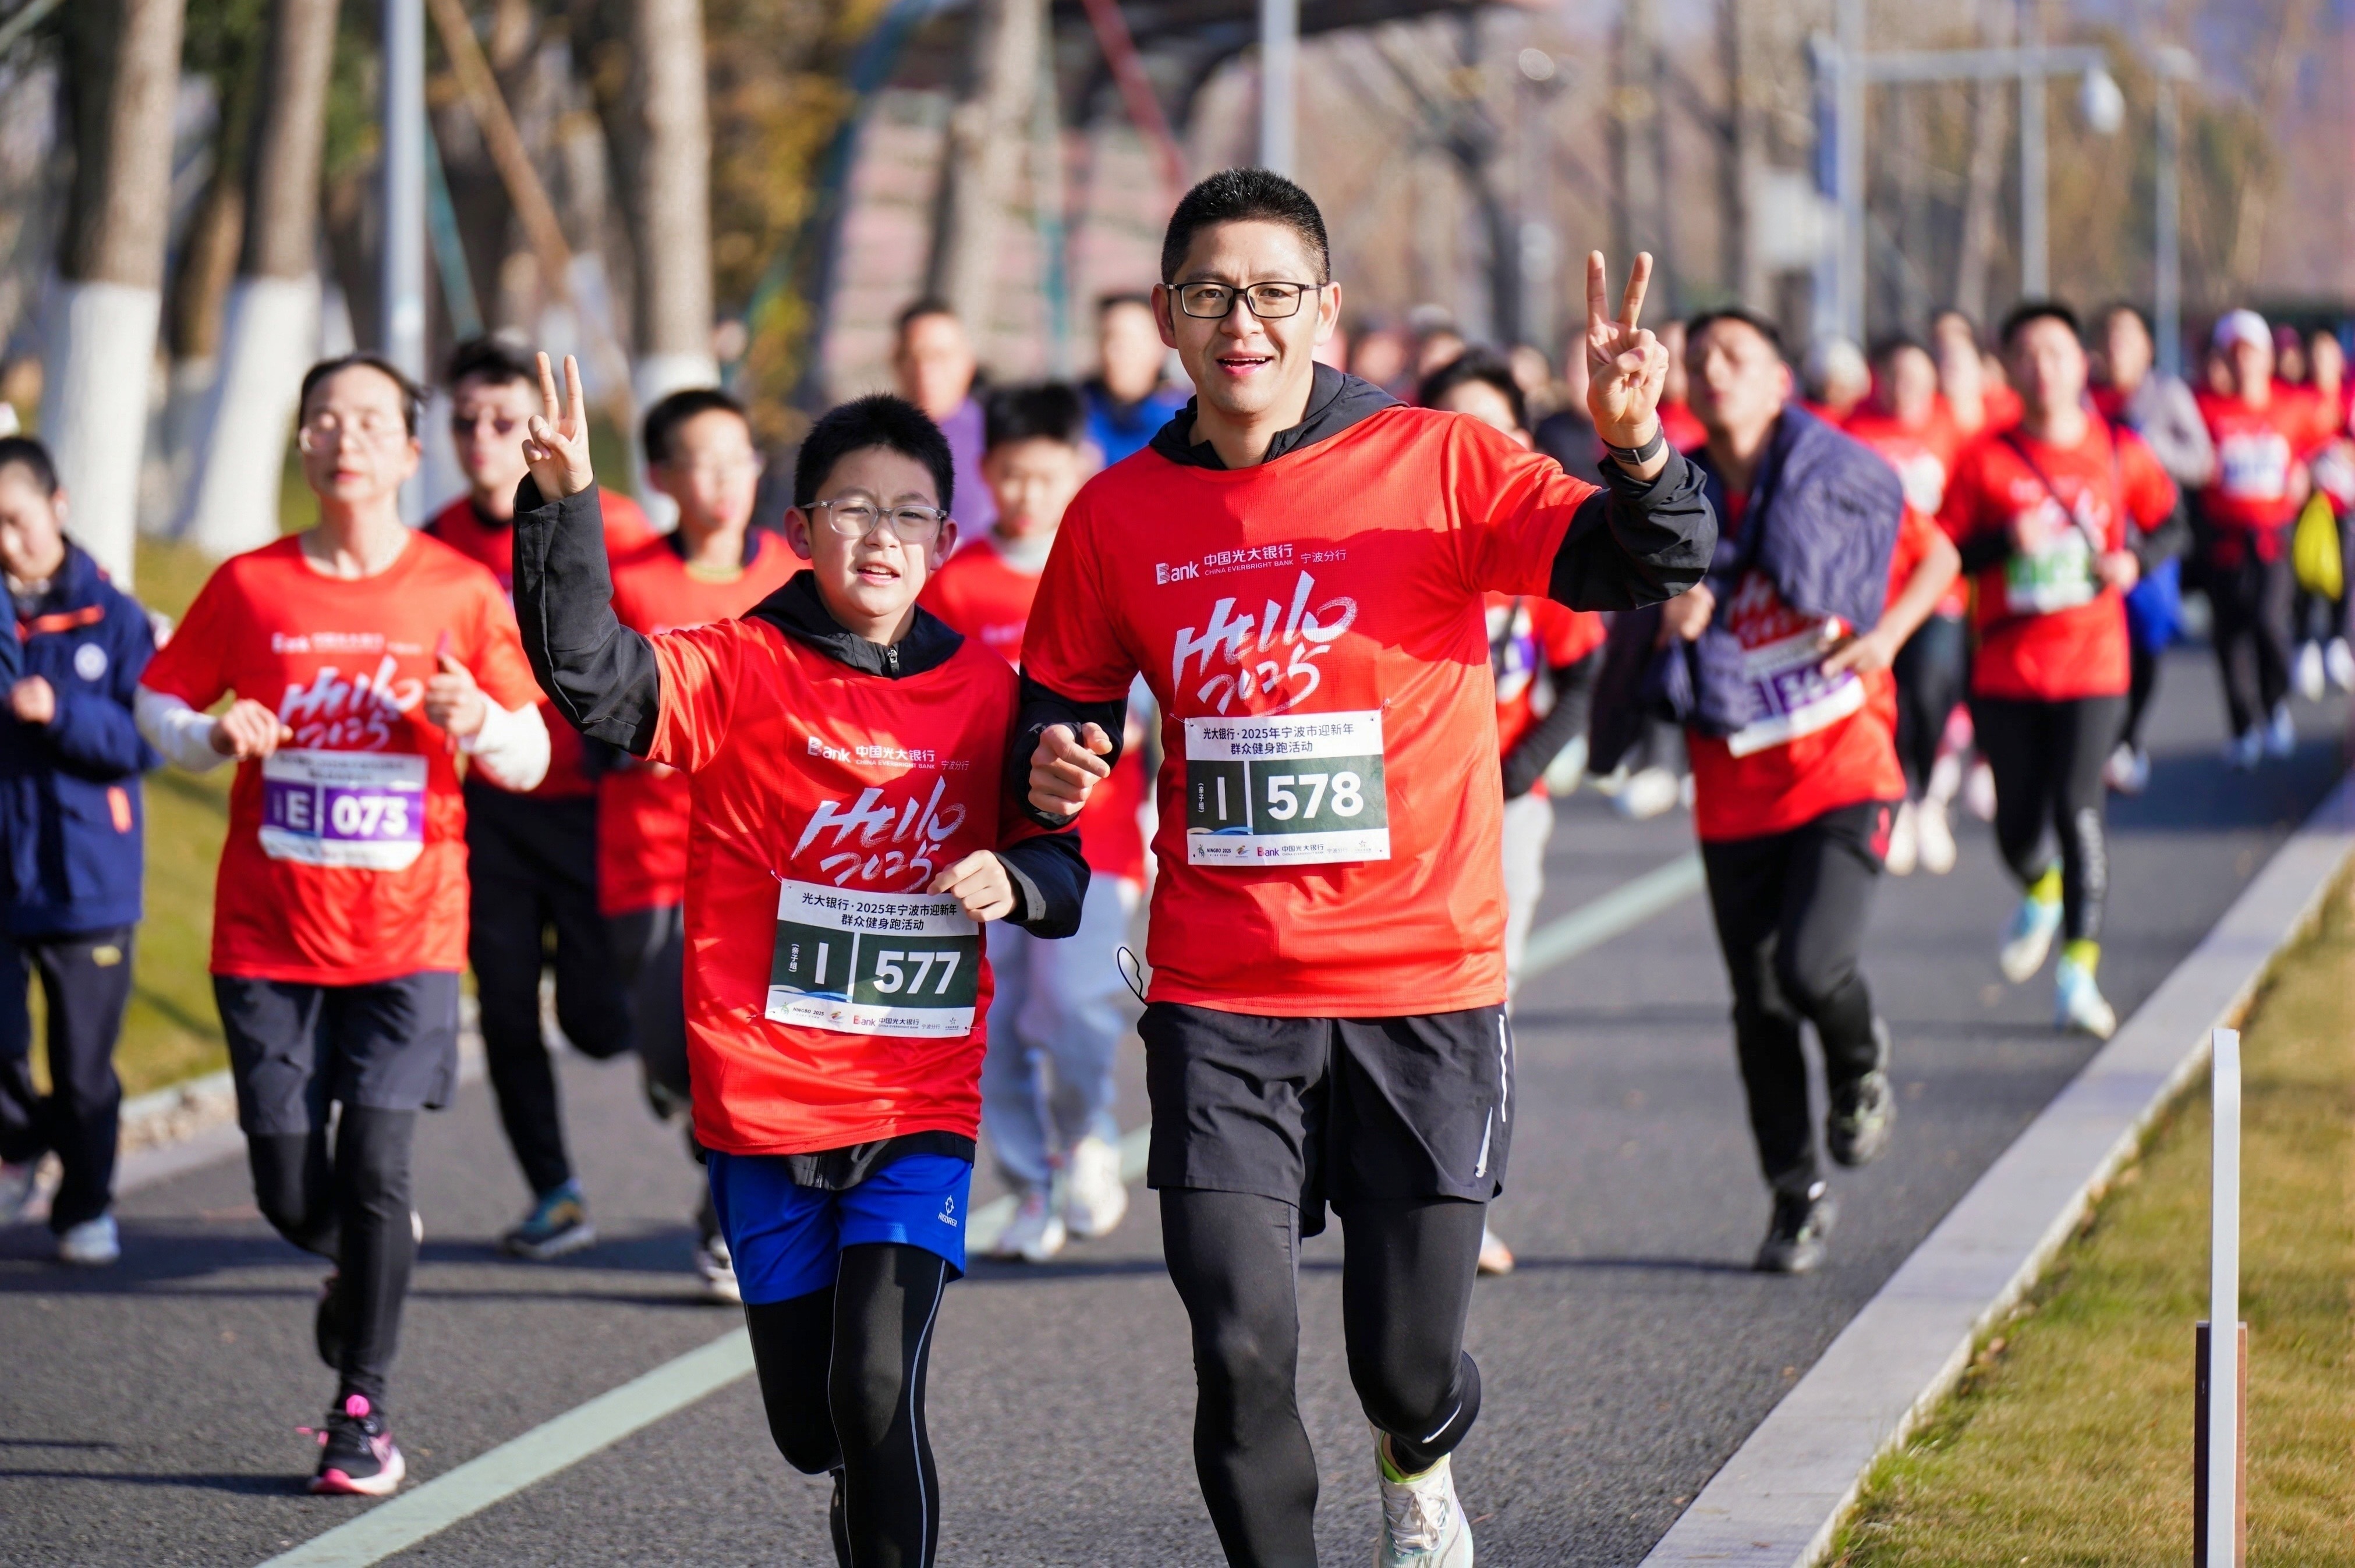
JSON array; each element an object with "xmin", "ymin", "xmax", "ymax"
[{"xmin": 2, "ymin": 650, "xmax": 2345, "ymax": 1567}]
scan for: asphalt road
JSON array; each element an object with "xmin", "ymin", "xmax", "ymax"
[{"xmin": 2, "ymin": 647, "xmax": 2345, "ymax": 1567}]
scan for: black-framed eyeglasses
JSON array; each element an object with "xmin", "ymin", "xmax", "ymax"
[
  {"xmin": 1174, "ymin": 281, "xmax": 1320, "ymax": 320},
  {"xmin": 812, "ymin": 495, "xmax": 950, "ymax": 545}
]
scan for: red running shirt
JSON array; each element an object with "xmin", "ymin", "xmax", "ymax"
[
  {"xmin": 597, "ymin": 531, "xmax": 799, "ymax": 915},
  {"xmin": 1485, "ymin": 592, "xmax": 1603, "ymax": 773},
  {"xmin": 1940, "ymin": 420, "xmax": 2177, "ymax": 702},
  {"xmin": 139, "ymin": 534, "xmax": 543, "ymax": 982},
  {"xmin": 1022, "ymin": 406, "xmax": 1601, "ymax": 1017},
  {"xmin": 427, "ymin": 489, "xmax": 654, "ymax": 798},
  {"xmin": 1846, "ymin": 406, "xmax": 1968, "ymax": 618},
  {"xmin": 643, "ymin": 618, "xmax": 1047, "ymax": 1155},
  {"xmin": 920, "ymin": 535, "xmax": 1150, "ymax": 885},
  {"xmin": 1684, "ymin": 492, "xmax": 1908, "ymax": 843}
]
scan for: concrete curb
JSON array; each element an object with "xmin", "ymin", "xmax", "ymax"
[{"xmin": 1640, "ymin": 770, "xmax": 2355, "ymax": 1567}]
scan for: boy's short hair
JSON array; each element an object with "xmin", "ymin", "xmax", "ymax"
[
  {"xmin": 0, "ymin": 434, "xmax": 59, "ymax": 495},
  {"xmin": 299, "ymin": 354, "xmax": 425, "ymax": 435},
  {"xmin": 2000, "ymin": 300, "xmax": 2082, "ymax": 348},
  {"xmin": 643, "ymin": 387, "xmax": 749, "ymax": 467},
  {"xmin": 1160, "ymin": 168, "xmax": 1331, "ymax": 286},
  {"xmin": 1685, "ymin": 308, "xmax": 1787, "ymax": 361},
  {"xmin": 1416, "ymin": 349, "xmax": 1527, "ymax": 432},
  {"xmin": 984, "ymin": 383, "xmax": 1087, "ymax": 451},
  {"xmin": 444, "ymin": 335, "xmax": 539, "ymax": 392},
  {"xmin": 794, "ymin": 395, "xmax": 955, "ymax": 514}
]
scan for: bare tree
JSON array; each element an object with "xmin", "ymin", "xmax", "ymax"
[
  {"xmin": 1952, "ymin": 0, "xmax": 2012, "ymax": 326},
  {"xmin": 932, "ymin": 0, "xmax": 1047, "ymax": 356},
  {"xmin": 176, "ymin": 0, "xmax": 338, "ymax": 556},
  {"xmin": 40, "ymin": 0, "xmax": 186, "ymax": 586},
  {"xmin": 626, "ymin": 0, "xmax": 717, "ymax": 410}
]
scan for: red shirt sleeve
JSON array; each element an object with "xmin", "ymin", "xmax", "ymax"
[
  {"xmin": 139, "ymin": 563, "xmax": 234, "ymax": 708},
  {"xmin": 2117, "ymin": 427, "xmax": 2180, "ymax": 531},
  {"xmin": 463, "ymin": 573, "xmax": 544, "ymax": 711},
  {"xmin": 1020, "ymin": 500, "xmax": 1140, "ymax": 702},
  {"xmin": 647, "ymin": 620, "xmax": 749, "ymax": 772},
  {"xmin": 1937, "ymin": 442, "xmax": 1989, "ymax": 545},
  {"xmin": 1449, "ymin": 416, "xmax": 1600, "ymax": 598}
]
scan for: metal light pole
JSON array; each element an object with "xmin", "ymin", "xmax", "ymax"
[
  {"xmin": 1835, "ymin": 0, "xmax": 1865, "ymax": 344},
  {"xmin": 382, "ymin": 0, "xmax": 428, "ymax": 520},
  {"xmin": 2154, "ymin": 48, "xmax": 2196, "ymax": 378},
  {"xmin": 1259, "ymin": 0, "xmax": 1297, "ymax": 175}
]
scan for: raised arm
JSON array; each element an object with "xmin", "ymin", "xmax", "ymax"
[{"xmin": 508, "ymin": 353, "xmax": 664, "ymax": 756}]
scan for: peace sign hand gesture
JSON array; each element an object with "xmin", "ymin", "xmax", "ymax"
[
  {"xmin": 1584, "ymin": 251, "xmax": 1671, "ymax": 462},
  {"xmin": 522, "ymin": 352, "xmax": 596, "ymax": 499}
]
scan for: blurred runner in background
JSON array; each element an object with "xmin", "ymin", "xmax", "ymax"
[
  {"xmin": 1083, "ymin": 294, "xmax": 1189, "ymax": 467},
  {"xmin": 894, "ymin": 299, "xmax": 996, "ymax": 534}
]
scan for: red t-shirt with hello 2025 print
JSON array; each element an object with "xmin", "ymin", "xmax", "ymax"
[
  {"xmin": 1683, "ymin": 489, "xmax": 1910, "ymax": 844},
  {"xmin": 1940, "ymin": 418, "xmax": 2177, "ymax": 702},
  {"xmin": 427, "ymin": 488, "xmax": 654, "ymax": 799},
  {"xmin": 596, "ymin": 530, "xmax": 799, "ymax": 916},
  {"xmin": 1021, "ymin": 406, "xmax": 1602, "ymax": 1018},
  {"xmin": 138, "ymin": 534, "xmax": 543, "ymax": 982},
  {"xmin": 643, "ymin": 615, "xmax": 1049, "ymax": 1155},
  {"xmin": 2195, "ymin": 391, "xmax": 2311, "ymax": 549},
  {"xmin": 1484, "ymin": 592, "xmax": 1603, "ymax": 777},
  {"xmin": 920, "ymin": 534, "xmax": 1150, "ymax": 886}
]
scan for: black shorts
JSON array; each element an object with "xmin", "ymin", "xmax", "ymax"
[
  {"xmin": 1139, "ymin": 1001, "xmax": 1513, "ymax": 1236},
  {"xmin": 214, "ymin": 971, "xmax": 462, "ymax": 1137}
]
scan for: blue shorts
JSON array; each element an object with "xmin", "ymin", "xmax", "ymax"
[{"xmin": 705, "ymin": 1150, "xmax": 974, "ymax": 1304}]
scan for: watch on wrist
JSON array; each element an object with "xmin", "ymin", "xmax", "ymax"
[{"xmin": 1606, "ymin": 424, "xmax": 1667, "ymax": 467}]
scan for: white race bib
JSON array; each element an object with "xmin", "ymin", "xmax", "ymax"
[
  {"xmin": 1725, "ymin": 623, "xmax": 1867, "ymax": 758},
  {"xmin": 258, "ymin": 750, "xmax": 427, "ymax": 871},
  {"xmin": 766, "ymin": 879, "xmax": 980, "ymax": 1038},
  {"xmin": 1182, "ymin": 709, "xmax": 1390, "ymax": 866}
]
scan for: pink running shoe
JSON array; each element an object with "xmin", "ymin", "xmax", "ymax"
[{"xmin": 306, "ymin": 1393, "xmax": 406, "ymax": 1496}]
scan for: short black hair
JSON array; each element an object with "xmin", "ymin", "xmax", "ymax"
[
  {"xmin": 2000, "ymin": 299, "xmax": 2082, "ymax": 349},
  {"xmin": 1417, "ymin": 349, "xmax": 1527, "ymax": 432},
  {"xmin": 1685, "ymin": 308, "xmax": 1787, "ymax": 361},
  {"xmin": 299, "ymin": 354, "xmax": 425, "ymax": 436},
  {"xmin": 1097, "ymin": 291, "xmax": 1154, "ymax": 315},
  {"xmin": 895, "ymin": 297, "xmax": 958, "ymax": 338},
  {"xmin": 643, "ymin": 388, "xmax": 749, "ymax": 467},
  {"xmin": 444, "ymin": 335, "xmax": 540, "ymax": 393},
  {"xmin": 2098, "ymin": 301, "xmax": 2153, "ymax": 336},
  {"xmin": 0, "ymin": 434, "xmax": 58, "ymax": 495},
  {"xmin": 793, "ymin": 394, "xmax": 955, "ymax": 513},
  {"xmin": 1160, "ymin": 168, "xmax": 1331, "ymax": 286},
  {"xmin": 984, "ymin": 382, "xmax": 1087, "ymax": 451},
  {"xmin": 1867, "ymin": 332, "xmax": 1932, "ymax": 368}
]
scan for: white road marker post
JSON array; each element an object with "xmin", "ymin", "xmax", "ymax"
[{"xmin": 2195, "ymin": 1026, "xmax": 2244, "ymax": 1567}]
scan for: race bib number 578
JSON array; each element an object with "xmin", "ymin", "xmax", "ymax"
[
  {"xmin": 1184, "ymin": 709, "xmax": 1390, "ymax": 866},
  {"xmin": 767, "ymin": 879, "xmax": 980, "ymax": 1037}
]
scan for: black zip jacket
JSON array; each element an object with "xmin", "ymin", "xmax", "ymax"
[
  {"xmin": 508, "ymin": 478, "xmax": 1088, "ymax": 942},
  {"xmin": 1011, "ymin": 364, "xmax": 1717, "ymax": 822}
]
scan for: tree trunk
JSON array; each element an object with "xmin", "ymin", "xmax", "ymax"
[
  {"xmin": 1722, "ymin": 0, "xmax": 1766, "ymax": 311},
  {"xmin": 177, "ymin": 0, "xmax": 337, "ymax": 557},
  {"xmin": 41, "ymin": 0, "xmax": 185, "ymax": 586},
  {"xmin": 934, "ymin": 0, "xmax": 1046, "ymax": 360},
  {"xmin": 153, "ymin": 164, "xmax": 243, "ymax": 536},
  {"xmin": 1952, "ymin": 0, "xmax": 2012, "ymax": 327},
  {"xmin": 1612, "ymin": 0, "xmax": 1671, "ymax": 302},
  {"xmin": 628, "ymin": 0, "xmax": 716, "ymax": 409}
]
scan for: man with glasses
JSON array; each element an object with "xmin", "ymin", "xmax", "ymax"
[
  {"xmin": 426, "ymin": 338, "xmax": 653, "ymax": 1262},
  {"xmin": 600, "ymin": 386, "xmax": 796, "ymax": 1299},
  {"xmin": 1019, "ymin": 168, "xmax": 1713, "ymax": 1568}
]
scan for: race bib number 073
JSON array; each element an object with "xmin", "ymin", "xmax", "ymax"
[
  {"xmin": 258, "ymin": 750, "xmax": 427, "ymax": 871},
  {"xmin": 767, "ymin": 878, "xmax": 981, "ymax": 1038},
  {"xmin": 1183, "ymin": 709, "xmax": 1390, "ymax": 866}
]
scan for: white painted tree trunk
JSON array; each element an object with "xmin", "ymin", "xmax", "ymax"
[
  {"xmin": 38, "ymin": 280, "xmax": 162, "ymax": 584},
  {"xmin": 629, "ymin": 350, "xmax": 720, "ymax": 531},
  {"xmin": 174, "ymin": 274, "xmax": 318, "ymax": 557}
]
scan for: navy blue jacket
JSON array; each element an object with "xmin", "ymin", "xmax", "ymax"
[{"xmin": 5, "ymin": 543, "xmax": 160, "ymax": 937}]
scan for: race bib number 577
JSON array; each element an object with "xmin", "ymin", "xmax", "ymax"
[
  {"xmin": 767, "ymin": 879, "xmax": 980, "ymax": 1037},
  {"xmin": 1184, "ymin": 709, "xmax": 1390, "ymax": 866}
]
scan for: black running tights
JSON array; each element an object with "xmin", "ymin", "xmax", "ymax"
[
  {"xmin": 1160, "ymin": 1189, "xmax": 1486, "ymax": 1568},
  {"xmin": 1891, "ymin": 612, "xmax": 1967, "ymax": 797},
  {"xmin": 745, "ymin": 1244, "xmax": 952, "ymax": 1568},
  {"xmin": 248, "ymin": 1106, "xmax": 417, "ymax": 1410},
  {"xmin": 1971, "ymin": 694, "xmax": 2125, "ymax": 945}
]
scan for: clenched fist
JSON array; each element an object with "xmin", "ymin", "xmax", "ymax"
[{"xmin": 1028, "ymin": 722, "xmax": 1114, "ymax": 821}]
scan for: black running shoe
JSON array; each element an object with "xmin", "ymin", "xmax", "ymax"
[
  {"xmin": 1755, "ymin": 1183, "xmax": 1837, "ymax": 1274},
  {"xmin": 314, "ymin": 1270, "xmax": 348, "ymax": 1371},
  {"xmin": 306, "ymin": 1392, "xmax": 405, "ymax": 1496},
  {"xmin": 1828, "ymin": 1070, "xmax": 1895, "ymax": 1168}
]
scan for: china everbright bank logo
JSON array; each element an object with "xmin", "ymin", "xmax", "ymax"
[{"xmin": 1156, "ymin": 542, "xmax": 1295, "ymax": 586}]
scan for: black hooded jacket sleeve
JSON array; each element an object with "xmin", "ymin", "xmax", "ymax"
[{"xmin": 1546, "ymin": 446, "xmax": 1717, "ymax": 611}]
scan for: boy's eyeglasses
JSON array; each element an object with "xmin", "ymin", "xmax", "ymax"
[
  {"xmin": 812, "ymin": 496, "xmax": 950, "ymax": 544},
  {"xmin": 1174, "ymin": 281, "xmax": 1319, "ymax": 320}
]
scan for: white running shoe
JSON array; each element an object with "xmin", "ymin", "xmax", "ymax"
[
  {"xmin": 1373, "ymin": 1431, "xmax": 1474, "ymax": 1567},
  {"xmin": 0, "ymin": 1159, "xmax": 36, "ymax": 1227},
  {"xmin": 1963, "ymin": 759, "xmax": 1998, "ymax": 823},
  {"xmin": 2055, "ymin": 954, "xmax": 2117, "ymax": 1040},
  {"xmin": 2266, "ymin": 702, "xmax": 2297, "ymax": 759},
  {"xmin": 56, "ymin": 1214, "xmax": 119, "ymax": 1267},
  {"xmin": 1475, "ymin": 1225, "xmax": 1515, "ymax": 1277},
  {"xmin": 2330, "ymin": 637, "xmax": 2355, "ymax": 692},
  {"xmin": 994, "ymin": 1189, "xmax": 1067, "ymax": 1262},
  {"xmin": 2103, "ymin": 743, "xmax": 2151, "ymax": 797},
  {"xmin": 694, "ymin": 1227, "xmax": 742, "ymax": 1304},
  {"xmin": 1613, "ymin": 766, "xmax": 1681, "ymax": 821},
  {"xmin": 1914, "ymin": 796, "xmax": 1957, "ymax": 875},
  {"xmin": 1063, "ymin": 1135, "xmax": 1129, "ymax": 1240},
  {"xmin": 1541, "ymin": 735, "xmax": 1588, "ymax": 796},
  {"xmin": 2296, "ymin": 640, "xmax": 2328, "ymax": 703},
  {"xmin": 2225, "ymin": 728, "xmax": 2264, "ymax": 771},
  {"xmin": 1883, "ymin": 800, "xmax": 1919, "ymax": 876},
  {"xmin": 1999, "ymin": 893, "xmax": 2063, "ymax": 983}
]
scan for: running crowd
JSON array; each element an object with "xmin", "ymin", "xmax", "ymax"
[{"xmin": 2, "ymin": 166, "xmax": 2348, "ymax": 1565}]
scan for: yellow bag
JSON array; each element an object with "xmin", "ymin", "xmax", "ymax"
[{"xmin": 2293, "ymin": 492, "xmax": 2343, "ymax": 600}]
